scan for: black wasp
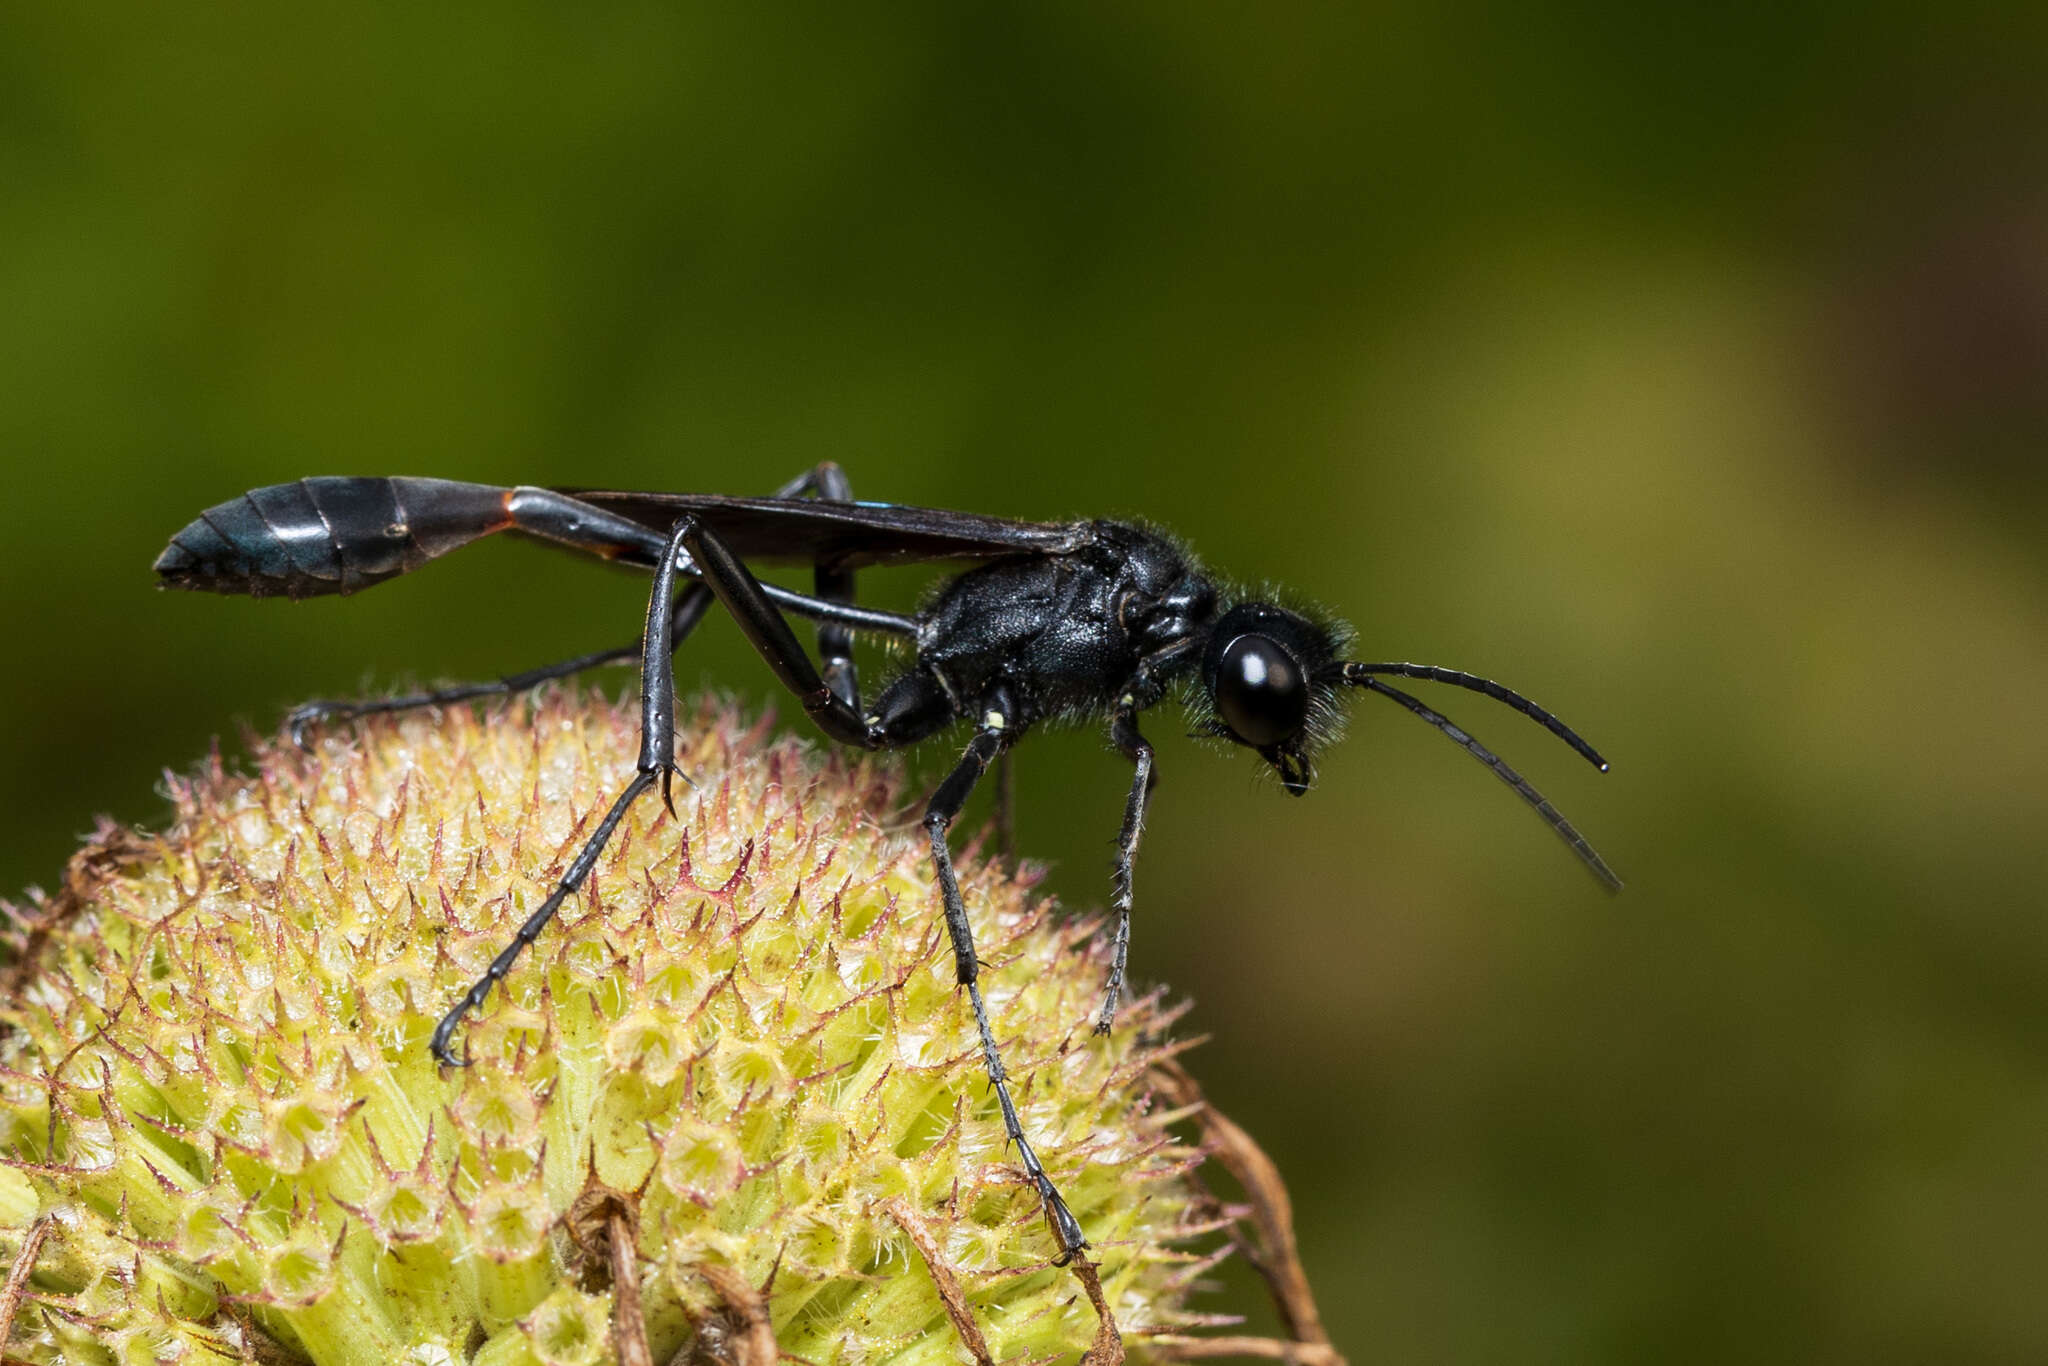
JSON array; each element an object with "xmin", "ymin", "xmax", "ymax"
[{"xmin": 156, "ymin": 469, "xmax": 1619, "ymax": 1262}]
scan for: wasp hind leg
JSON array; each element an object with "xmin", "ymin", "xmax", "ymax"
[{"xmin": 429, "ymin": 519, "xmax": 693, "ymax": 1066}]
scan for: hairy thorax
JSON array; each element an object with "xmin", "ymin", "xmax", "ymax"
[{"xmin": 916, "ymin": 522, "xmax": 1203, "ymax": 724}]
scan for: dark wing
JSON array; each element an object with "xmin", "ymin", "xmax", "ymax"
[{"xmin": 559, "ymin": 490, "xmax": 1092, "ymax": 569}]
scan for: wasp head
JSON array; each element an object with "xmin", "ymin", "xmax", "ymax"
[{"xmin": 1192, "ymin": 600, "xmax": 1351, "ymax": 795}]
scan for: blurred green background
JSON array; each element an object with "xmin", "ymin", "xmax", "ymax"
[{"xmin": 4, "ymin": 4, "xmax": 2046, "ymax": 1361}]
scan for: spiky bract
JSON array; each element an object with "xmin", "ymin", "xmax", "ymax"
[{"xmin": 1, "ymin": 693, "xmax": 1214, "ymax": 1365}]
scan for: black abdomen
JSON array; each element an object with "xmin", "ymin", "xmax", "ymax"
[{"xmin": 154, "ymin": 477, "xmax": 512, "ymax": 598}]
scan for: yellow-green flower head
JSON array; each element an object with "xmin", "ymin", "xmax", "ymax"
[{"xmin": 0, "ymin": 693, "xmax": 1214, "ymax": 1365}]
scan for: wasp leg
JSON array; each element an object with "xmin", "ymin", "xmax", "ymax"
[
  {"xmin": 1092, "ymin": 642, "xmax": 1192, "ymax": 1032},
  {"xmin": 803, "ymin": 462, "xmax": 862, "ymax": 710},
  {"xmin": 287, "ymin": 594, "xmax": 710, "ymax": 747},
  {"xmin": 925, "ymin": 701, "xmax": 1089, "ymax": 1263},
  {"xmin": 1096, "ymin": 703, "xmax": 1153, "ymax": 1035},
  {"xmin": 429, "ymin": 519, "xmax": 693, "ymax": 1067},
  {"xmin": 673, "ymin": 517, "xmax": 880, "ymax": 747}
]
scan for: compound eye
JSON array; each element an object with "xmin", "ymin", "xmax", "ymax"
[{"xmin": 1214, "ymin": 634, "xmax": 1308, "ymax": 747}]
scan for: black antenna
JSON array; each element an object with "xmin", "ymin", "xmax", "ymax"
[
  {"xmin": 1345, "ymin": 671, "xmax": 1622, "ymax": 892},
  {"xmin": 1344, "ymin": 662, "xmax": 1609, "ymax": 771}
]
